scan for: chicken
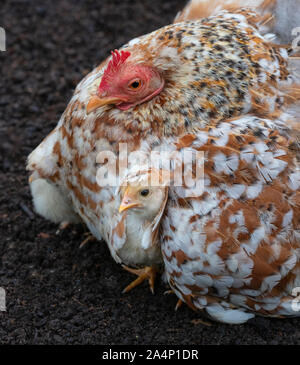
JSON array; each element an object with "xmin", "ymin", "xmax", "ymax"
[
  {"xmin": 27, "ymin": 0, "xmax": 300, "ymax": 297},
  {"xmin": 116, "ymin": 168, "xmax": 168, "ymax": 292},
  {"xmin": 29, "ymin": 177, "xmax": 80, "ymax": 226}
]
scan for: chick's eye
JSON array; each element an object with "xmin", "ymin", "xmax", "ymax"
[
  {"xmin": 128, "ymin": 79, "xmax": 142, "ymax": 90},
  {"xmin": 140, "ymin": 189, "xmax": 150, "ymax": 197}
]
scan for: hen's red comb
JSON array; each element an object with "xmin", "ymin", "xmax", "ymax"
[{"xmin": 99, "ymin": 49, "xmax": 131, "ymax": 90}]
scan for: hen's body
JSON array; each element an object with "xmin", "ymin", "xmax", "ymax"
[
  {"xmin": 154, "ymin": 115, "xmax": 300, "ymax": 323},
  {"xmin": 27, "ymin": 0, "xmax": 300, "ymax": 320}
]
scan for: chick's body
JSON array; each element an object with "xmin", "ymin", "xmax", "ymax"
[{"xmin": 117, "ymin": 212, "xmax": 161, "ymax": 267}]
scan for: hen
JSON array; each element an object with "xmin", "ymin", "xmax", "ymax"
[{"xmin": 27, "ymin": 0, "xmax": 300, "ymax": 299}]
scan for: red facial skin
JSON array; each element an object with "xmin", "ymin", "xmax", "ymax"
[{"xmin": 98, "ymin": 51, "xmax": 165, "ymax": 111}]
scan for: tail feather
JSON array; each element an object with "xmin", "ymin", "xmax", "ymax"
[
  {"xmin": 174, "ymin": 0, "xmax": 270, "ymax": 23},
  {"xmin": 175, "ymin": 0, "xmax": 300, "ymax": 44}
]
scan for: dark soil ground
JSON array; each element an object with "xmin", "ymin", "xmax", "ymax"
[{"xmin": 0, "ymin": 0, "xmax": 299, "ymax": 345}]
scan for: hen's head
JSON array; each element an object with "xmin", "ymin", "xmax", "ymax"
[{"xmin": 87, "ymin": 50, "xmax": 164, "ymax": 113}]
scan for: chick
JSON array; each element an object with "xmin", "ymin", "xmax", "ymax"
[
  {"xmin": 118, "ymin": 169, "xmax": 168, "ymax": 293},
  {"xmin": 29, "ymin": 176, "xmax": 80, "ymax": 226}
]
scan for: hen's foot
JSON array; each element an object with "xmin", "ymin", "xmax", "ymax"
[
  {"xmin": 122, "ymin": 265, "xmax": 158, "ymax": 294},
  {"xmin": 79, "ymin": 233, "xmax": 96, "ymax": 249},
  {"xmin": 165, "ymin": 291, "xmax": 183, "ymax": 311},
  {"xmin": 55, "ymin": 221, "xmax": 71, "ymax": 235}
]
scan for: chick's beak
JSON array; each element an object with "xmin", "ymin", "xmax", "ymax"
[
  {"xmin": 119, "ymin": 188, "xmax": 141, "ymax": 213},
  {"xmin": 86, "ymin": 94, "xmax": 125, "ymax": 114}
]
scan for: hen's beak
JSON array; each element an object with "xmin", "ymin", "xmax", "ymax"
[
  {"xmin": 86, "ymin": 95, "xmax": 124, "ymax": 114},
  {"xmin": 119, "ymin": 188, "xmax": 141, "ymax": 213}
]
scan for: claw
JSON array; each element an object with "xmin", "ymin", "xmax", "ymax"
[
  {"xmin": 79, "ymin": 233, "xmax": 95, "ymax": 249},
  {"xmin": 55, "ymin": 221, "xmax": 70, "ymax": 235},
  {"xmin": 122, "ymin": 265, "xmax": 157, "ymax": 294},
  {"xmin": 59, "ymin": 221, "xmax": 70, "ymax": 230},
  {"xmin": 191, "ymin": 318, "xmax": 212, "ymax": 327},
  {"xmin": 175, "ymin": 299, "xmax": 183, "ymax": 311},
  {"xmin": 163, "ymin": 289, "xmax": 183, "ymax": 310}
]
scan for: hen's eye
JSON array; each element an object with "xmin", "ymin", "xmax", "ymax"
[
  {"xmin": 140, "ymin": 189, "xmax": 150, "ymax": 197},
  {"xmin": 129, "ymin": 79, "xmax": 142, "ymax": 90}
]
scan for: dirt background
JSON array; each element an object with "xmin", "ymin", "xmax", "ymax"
[{"xmin": 0, "ymin": 0, "xmax": 299, "ymax": 345}]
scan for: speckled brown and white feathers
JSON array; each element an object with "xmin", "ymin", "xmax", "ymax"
[
  {"xmin": 115, "ymin": 112, "xmax": 300, "ymax": 323},
  {"xmin": 27, "ymin": 1, "xmax": 300, "ymax": 311},
  {"xmin": 158, "ymin": 116, "xmax": 300, "ymax": 323},
  {"xmin": 175, "ymin": 0, "xmax": 300, "ymax": 43},
  {"xmin": 175, "ymin": 0, "xmax": 269, "ymax": 23}
]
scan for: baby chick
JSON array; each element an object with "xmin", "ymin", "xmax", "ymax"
[{"xmin": 118, "ymin": 169, "xmax": 168, "ymax": 293}]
